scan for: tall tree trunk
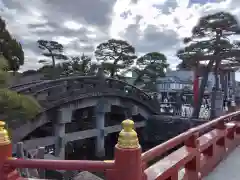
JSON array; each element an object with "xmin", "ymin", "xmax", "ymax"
[
  {"xmin": 192, "ymin": 59, "xmax": 214, "ymax": 118},
  {"xmin": 110, "ymin": 68, "xmax": 115, "ymax": 77},
  {"xmin": 133, "ymin": 72, "xmax": 144, "ymax": 86},
  {"xmin": 210, "ymin": 61, "xmax": 220, "ymax": 119},
  {"xmin": 209, "ymin": 30, "xmax": 221, "ymax": 119},
  {"xmin": 193, "ymin": 62, "xmax": 200, "ymax": 107},
  {"xmin": 51, "ymin": 54, "xmax": 56, "ymax": 79},
  {"xmin": 219, "ymin": 70, "xmax": 227, "ymax": 98},
  {"xmin": 110, "ymin": 60, "xmax": 118, "ymax": 78},
  {"xmin": 192, "ymin": 30, "xmax": 221, "ymax": 119}
]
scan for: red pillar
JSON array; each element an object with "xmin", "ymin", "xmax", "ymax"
[
  {"xmin": 193, "ymin": 70, "xmax": 199, "ymax": 107},
  {"xmin": 113, "ymin": 119, "xmax": 143, "ymax": 180},
  {"xmin": 0, "ymin": 121, "xmax": 21, "ymax": 180}
]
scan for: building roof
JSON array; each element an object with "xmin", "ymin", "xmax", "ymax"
[
  {"xmin": 157, "ymin": 75, "xmax": 192, "ymax": 84},
  {"xmin": 166, "ymin": 70, "xmax": 194, "ymax": 81}
]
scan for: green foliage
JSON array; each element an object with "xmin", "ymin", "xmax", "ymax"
[
  {"xmin": 37, "ymin": 64, "xmax": 59, "ymax": 79},
  {"xmin": 37, "ymin": 39, "xmax": 68, "ymax": 78},
  {"xmin": 0, "ymin": 17, "xmax": 24, "ymax": 72},
  {"xmin": 0, "ymin": 88, "xmax": 41, "ymax": 120},
  {"xmin": 95, "ymin": 39, "xmax": 137, "ymax": 77},
  {"xmin": 37, "ymin": 54, "xmax": 98, "ymax": 78},
  {"xmin": 176, "ymin": 60, "xmax": 192, "ymax": 70},
  {"xmin": 37, "ymin": 40, "xmax": 67, "ymax": 60},
  {"xmin": 191, "ymin": 12, "xmax": 240, "ymax": 38},
  {"xmin": 22, "ymin": 70, "xmax": 37, "ymax": 76},
  {"xmin": 133, "ymin": 52, "xmax": 169, "ymax": 87},
  {"xmin": 69, "ymin": 55, "xmax": 98, "ymax": 75},
  {"xmin": 0, "ymin": 56, "xmax": 10, "ymax": 86},
  {"xmin": 177, "ymin": 11, "xmax": 240, "ymax": 118},
  {"xmin": 177, "ymin": 12, "xmax": 240, "ymax": 65},
  {"xmin": 0, "ymin": 57, "xmax": 9, "ymax": 70},
  {"xmin": 0, "ymin": 56, "xmax": 41, "ymax": 123},
  {"xmin": 0, "ymin": 70, "xmax": 9, "ymax": 87}
]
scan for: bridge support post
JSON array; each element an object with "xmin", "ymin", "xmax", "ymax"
[
  {"xmin": 95, "ymin": 111, "xmax": 105, "ymax": 158},
  {"xmin": 112, "ymin": 119, "xmax": 143, "ymax": 180},
  {"xmin": 95, "ymin": 99, "xmax": 109, "ymax": 158},
  {"xmin": 54, "ymin": 108, "xmax": 72, "ymax": 159}
]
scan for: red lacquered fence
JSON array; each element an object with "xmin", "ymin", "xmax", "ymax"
[{"xmin": 0, "ymin": 111, "xmax": 240, "ymax": 180}]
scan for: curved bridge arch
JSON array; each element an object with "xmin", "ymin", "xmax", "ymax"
[
  {"xmin": 9, "ymin": 80, "xmax": 46, "ymax": 91},
  {"xmin": 11, "ymin": 75, "xmax": 160, "ymax": 142},
  {"xmin": 13, "ymin": 75, "xmax": 160, "ymax": 113},
  {"xmin": 12, "ymin": 96, "xmax": 151, "ymax": 143}
]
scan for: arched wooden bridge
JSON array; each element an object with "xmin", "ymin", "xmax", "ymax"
[
  {"xmin": 0, "ymin": 109, "xmax": 240, "ymax": 180},
  {"xmin": 9, "ymin": 74, "xmax": 160, "ymax": 144}
]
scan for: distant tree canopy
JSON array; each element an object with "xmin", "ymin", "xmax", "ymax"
[
  {"xmin": 95, "ymin": 39, "xmax": 137, "ymax": 77},
  {"xmin": 37, "ymin": 40, "xmax": 68, "ymax": 79},
  {"xmin": 177, "ymin": 11, "xmax": 240, "ymax": 118},
  {"xmin": 22, "ymin": 70, "xmax": 38, "ymax": 76},
  {"xmin": 0, "ymin": 17, "xmax": 24, "ymax": 73},
  {"xmin": 176, "ymin": 60, "xmax": 192, "ymax": 70},
  {"xmin": 0, "ymin": 55, "xmax": 41, "ymax": 124},
  {"xmin": 37, "ymin": 54, "xmax": 98, "ymax": 78},
  {"xmin": 133, "ymin": 52, "xmax": 169, "ymax": 87},
  {"xmin": 67, "ymin": 54, "xmax": 98, "ymax": 76}
]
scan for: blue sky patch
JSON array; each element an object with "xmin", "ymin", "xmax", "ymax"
[{"xmin": 189, "ymin": 0, "xmax": 219, "ymax": 5}]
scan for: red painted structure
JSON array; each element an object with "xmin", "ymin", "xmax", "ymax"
[{"xmin": 0, "ymin": 111, "xmax": 240, "ymax": 180}]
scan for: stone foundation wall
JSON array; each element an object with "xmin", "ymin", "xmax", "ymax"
[{"xmin": 144, "ymin": 115, "xmax": 207, "ymax": 144}]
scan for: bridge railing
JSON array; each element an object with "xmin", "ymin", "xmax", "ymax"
[
  {"xmin": 9, "ymin": 80, "xmax": 44, "ymax": 91},
  {"xmin": 10, "ymin": 76, "xmax": 160, "ymax": 124},
  {"xmin": 142, "ymin": 111, "xmax": 240, "ymax": 179},
  {"xmin": 1, "ymin": 111, "xmax": 240, "ymax": 180}
]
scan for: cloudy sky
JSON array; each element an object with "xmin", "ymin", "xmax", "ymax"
[{"xmin": 1, "ymin": 0, "xmax": 240, "ymax": 76}]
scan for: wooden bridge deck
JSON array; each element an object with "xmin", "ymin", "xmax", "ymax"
[{"xmin": 205, "ymin": 145, "xmax": 240, "ymax": 180}]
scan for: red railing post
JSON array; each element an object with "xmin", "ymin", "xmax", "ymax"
[
  {"xmin": 0, "ymin": 121, "xmax": 21, "ymax": 180},
  {"xmin": 235, "ymin": 114, "xmax": 240, "ymax": 135},
  {"xmin": 184, "ymin": 131, "xmax": 200, "ymax": 180},
  {"xmin": 112, "ymin": 119, "xmax": 143, "ymax": 180}
]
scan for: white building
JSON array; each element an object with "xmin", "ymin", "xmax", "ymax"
[{"xmin": 156, "ymin": 69, "xmax": 236, "ymax": 97}]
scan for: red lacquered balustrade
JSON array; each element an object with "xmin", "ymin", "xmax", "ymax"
[{"xmin": 0, "ymin": 111, "xmax": 240, "ymax": 180}]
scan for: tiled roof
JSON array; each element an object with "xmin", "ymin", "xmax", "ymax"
[
  {"xmin": 157, "ymin": 75, "xmax": 192, "ymax": 84},
  {"xmin": 156, "ymin": 70, "xmax": 194, "ymax": 84}
]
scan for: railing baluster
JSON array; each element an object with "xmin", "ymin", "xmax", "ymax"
[
  {"xmin": 16, "ymin": 142, "xmax": 30, "ymax": 178},
  {"xmin": 1, "ymin": 111, "xmax": 240, "ymax": 180},
  {"xmin": 169, "ymin": 171, "xmax": 178, "ymax": 180},
  {"xmin": 36, "ymin": 147, "xmax": 45, "ymax": 179},
  {"xmin": 184, "ymin": 132, "xmax": 200, "ymax": 180}
]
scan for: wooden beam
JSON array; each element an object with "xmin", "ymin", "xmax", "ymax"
[{"xmin": 14, "ymin": 122, "xmax": 145, "ymax": 151}]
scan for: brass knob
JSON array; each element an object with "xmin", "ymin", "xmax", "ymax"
[
  {"xmin": 0, "ymin": 121, "xmax": 10, "ymax": 145},
  {"xmin": 117, "ymin": 119, "xmax": 140, "ymax": 149}
]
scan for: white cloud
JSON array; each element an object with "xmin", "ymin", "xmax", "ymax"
[
  {"xmin": 63, "ymin": 20, "xmax": 83, "ymax": 31},
  {"xmin": 52, "ymin": 36, "xmax": 78, "ymax": 46},
  {"xmin": 1, "ymin": 0, "xmax": 240, "ymax": 79}
]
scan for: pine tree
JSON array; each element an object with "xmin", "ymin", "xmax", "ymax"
[
  {"xmin": 177, "ymin": 12, "xmax": 240, "ymax": 118},
  {"xmin": 0, "ymin": 55, "xmax": 41, "ymax": 126}
]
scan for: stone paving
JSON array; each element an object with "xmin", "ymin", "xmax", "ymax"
[{"xmin": 204, "ymin": 145, "xmax": 240, "ymax": 180}]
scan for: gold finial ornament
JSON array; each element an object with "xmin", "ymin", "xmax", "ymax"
[
  {"xmin": 117, "ymin": 119, "xmax": 140, "ymax": 149},
  {"xmin": 0, "ymin": 121, "xmax": 10, "ymax": 145},
  {"xmin": 103, "ymin": 160, "xmax": 114, "ymax": 163}
]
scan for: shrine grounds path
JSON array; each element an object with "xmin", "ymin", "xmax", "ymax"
[{"xmin": 205, "ymin": 145, "xmax": 240, "ymax": 180}]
